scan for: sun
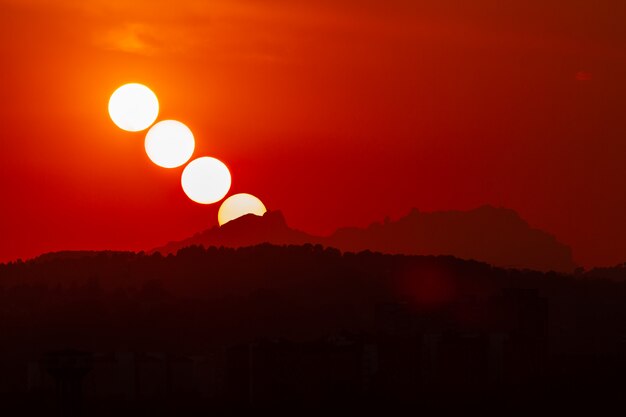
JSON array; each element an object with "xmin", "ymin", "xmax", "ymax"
[
  {"xmin": 145, "ymin": 120, "xmax": 195, "ymax": 168},
  {"xmin": 218, "ymin": 193, "xmax": 267, "ymax": 225},
  {"xmin": 108, "ymin": 83, "xmax": 159, "ymax": 132},
  {"xmin": 108, "ymin": 82, "xmax": 245, "ymax": 208},
  {"xmin": 181, "ymin": 157, "xmax": 231, "ymax": 204}
]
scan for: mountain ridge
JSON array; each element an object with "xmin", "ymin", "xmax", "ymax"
[{"xmin": 152, "ymin": 205, "xmax": 576, "ymax": 273}]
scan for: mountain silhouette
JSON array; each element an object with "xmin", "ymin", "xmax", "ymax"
[
  {"xmin": 328, "ymin": 206, "xmax": 575, "ymax": 272},
  {"xmin": 153, "ymin": 206, "xmax": 576, "ymax": 272},
  {"xmin": 153, "ymin": 211, "xmax": 313, "ymax": 252}
]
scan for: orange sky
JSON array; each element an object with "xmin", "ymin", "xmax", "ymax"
[{"xmin": 1, "ymin": 0, "xmax": 625, "ymax": 267}]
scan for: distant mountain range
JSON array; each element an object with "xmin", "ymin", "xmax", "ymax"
[{"xmin": 153, "ymin": 206, "xmax": 576, "ymax": 273}]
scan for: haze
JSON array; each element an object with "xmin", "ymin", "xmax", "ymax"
[{"xmin": 0, "ymin": 0, "xmax": 625, "ymax": 267}]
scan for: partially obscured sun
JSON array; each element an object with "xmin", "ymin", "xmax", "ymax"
[
  {"xmin": 108, "ymin": 83, "xmax": 159, "ymax": 132},
  {"xmin": 145, "ymin": 120, "xmax": 195, "ymax": 168},
  {"xmin": 218, "ymin": 193, "xmax": 267, "ymax": 226},
  {"xmin": 181, "ymin": 157, "xmax": 231, "ymax": 204}
]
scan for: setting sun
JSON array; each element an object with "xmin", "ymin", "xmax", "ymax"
[
  {"xmin": 108, "ymin": 83, "xmax": 159, "ymax": 132},
  {"xmin": 181, "ymin": 157, "xmax": 231, "ymax": 204},
  {"xmin": 218, "ymin": 193, "xmax": 267, "ymax": 226},
  {"xmin": 145, "ymin": 120, "xmax": 195, "ymax": 168}
]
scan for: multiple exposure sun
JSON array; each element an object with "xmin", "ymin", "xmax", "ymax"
[
  {"xmin": 109, "ymin": 83, "xmax": 264, "ymax": 223},
  {"xmin": 181, "ymin": 157, "xmax": 232, "ymax": 205},
  {"xmin": 108, "ymin": 83, "xmax": 159, "ymax": 132},
  {"xmin": 145, "ymin": 120, "xmax": 195, "ymax": 168}
]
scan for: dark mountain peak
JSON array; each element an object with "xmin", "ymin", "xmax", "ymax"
[
  {"xmin": 367, "ymin": 205, "xmax": 522, "ymax": 231},
  {"xmin": 221, "ymin": 210, "xmax": 288, "ymax": 229},
  {"xmin": 469, "ymin": 204, "xmax": 526, "ymax": 222},
  {"xmin": 387, "ymin": 205, "xmax": 536, "ymax": 236},
  {"xmin": 331, "ymin": 206, "xmax": 574, "ymax": 272},
  {"xmin": 153, "ymin": 210, "xmax": 314, "ymax": 255}
]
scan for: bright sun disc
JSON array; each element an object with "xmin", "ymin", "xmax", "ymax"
[
  {"xmin": 145, "ymin": 120, "xmax": 195, "ymax": 168},
  {"xmin": 181, "ymin": 157, "xmax": 231, "ymax": 204},
  {"xmin": 108, "ymin": 83, "xmax": 159, "ymax": 132},
  {"xmin": 218, "ymin": 193, "xmax": 267, "ymax": 226}
]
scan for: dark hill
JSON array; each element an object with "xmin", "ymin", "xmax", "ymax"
[{"xmin": 0, "ymin": 245, "xmax": 624, "ymax": 413}]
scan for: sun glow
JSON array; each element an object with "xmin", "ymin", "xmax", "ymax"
[
  {"xmin": 108, "ymin": 83, "xmax": 159, "ymax": 132},
  {"xmin": 218, "ymin": 193, "xmax": 267, "ymax": 225},
  {"xmin": 145, "ymin": 120, "xmax": 195, "ymax": 168},
  {"xmin": 181, "ymin": 157, "xmax": 231, "ymax": 204}
]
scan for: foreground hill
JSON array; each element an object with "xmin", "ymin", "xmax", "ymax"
[
  {"xmin": 154, "ymin": 206, "xmax": 576, "ymax": 272},
  {"xmin": 0, "ymin": 245, "xmax": 624, "ymax": 413}
]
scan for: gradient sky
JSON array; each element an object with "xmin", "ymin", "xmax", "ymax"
[{"xmin": 0, "ymin": 0, "xmax": 625, "ymax": 267}]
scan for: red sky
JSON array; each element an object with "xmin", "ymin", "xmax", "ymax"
[{"xmin": 0, "ymin": 0, "xmax": 625, "ymax": 268}]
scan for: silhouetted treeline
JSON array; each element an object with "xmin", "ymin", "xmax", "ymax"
[{"xmin": 0, "ymin": 244, "xmax": 625, "ymax": 415}]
